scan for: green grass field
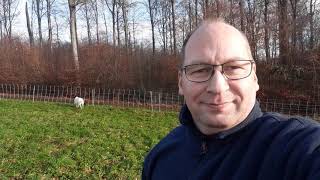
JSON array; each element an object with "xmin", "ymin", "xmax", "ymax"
[{"xmin": 0, "ymin": 99, "xmax": 179, "ymax": 179}]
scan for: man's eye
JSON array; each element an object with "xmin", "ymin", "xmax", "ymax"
[
  {"xmin": 224, "ymin": 66, "xmax": 242, "ymax": 71},
  {"xmin": 191, "ymin": 67, "xmax": 210, "ymax": 74}
]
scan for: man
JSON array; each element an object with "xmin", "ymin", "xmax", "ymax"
[{"xmin": 142, "ymin": 19, "xmax": 320, "ymax": 180}]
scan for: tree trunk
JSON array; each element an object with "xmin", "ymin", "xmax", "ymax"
[
  {"xmin": 36, "ymin": 0, "xmax": 43, "ymax": 46},
  {"xmin": 84, "ymin": 3, "xmax": 92, "ymax": 44},
  {"xmin": 289, "ymin": 0, "xmax": 298, "ymax": 51},
  {"xmin": 216, "ymin": 0, "xmax": 221, "ymax": 17},
  {"xmin": 46, "ymin": 0, "xmax": 52, "ymax": 49},
  {"xmin": 116, "ymin": 6, "xmax": 121, "ymax": 47},
  {"xmin": 264, "ymin": 0, "xmax": 270, "ymax": 60},
  {"xmin": 93, "ymin": 0, "xmax": 99, "ymax": 43},
  {"xmin": 68, "ymin": 0, "xmax": 80, "ymax": 82},
  {"xmin": 188, "ymin": 0, "xmax": 192, "ymax": 32},
  {"xmin": 278, "ymin": 0, "xmax": 289, "ymax": 65},
  {"xmin": 103, "ymin": 12, "xmax": 108, "ymax": 44},
  {"xmin": 121, "ymin": 0, "xmax": 128, "ymax": 48},
  {"xmin": 148, "ymin": 0, "xmax": 155, "ymax": 55},
  {"xmin": 26, "ymin": 2, "xmax": 34, "ymax": 46},
  {"xmin": 239, "ymin": 0, "xmax": 245, "ymax": 32},
  {"xmin": 54, "ymin": 15, "xmax": 60, "ymax": 46},
  {"xmin": 309, "ymin": 0, "xmax": 315, "ymax": 49},
  {"xmin": 203, "ymin": 0, "xmax": 209, "ymax": 19},
  {"xmin": 170, "ymin": 0, "xmax": 176, "ymax": 54},
  {"xmin": 105, "ymin": 0, "xmax": 116, "ymax": 46},
  {"xmin": 229, "ymin": 0, "xmax": 234, "ymax": 25},
  {"xmin": 195, "ymin": 0, "xmax": 198, "ymax": 26}
]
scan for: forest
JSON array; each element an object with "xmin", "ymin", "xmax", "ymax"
[{"xmin": 0, "ymin": 0, "xmax": 319, "ymax": 101}]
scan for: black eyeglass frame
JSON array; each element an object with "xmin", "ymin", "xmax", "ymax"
[{"xmin": 181, "ymin": 60, "xmax": 255, "ymax": 83}]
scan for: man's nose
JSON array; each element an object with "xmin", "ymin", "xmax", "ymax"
[{"xmin": 206, "ymin": 70, "xmax": 230, "ymax": 94}]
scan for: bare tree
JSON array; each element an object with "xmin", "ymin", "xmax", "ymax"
[
  {"xmin": 278, "ymin": 0, "xmax": 289, "ymax": 65},
  {"xmin": 239, "ymin": 0, "xmax": 245, "ymax": 32},
  {"xmin": 120, "ymin": 0, "xmax": 128, "ymax": 48},
  {"xmin": 46, "ymin": 0, "xmax": 53, "ymax": 49},
  {"xmin": 1, "ymin": 0, "xmax": 19, "ymax": 38},
  {"xmin": 289, "ymin": 0, "xmax": 299, "ymax": 50},
  {"xmin": 188, "ymin": 0, "xmax": 193, "ymax": 32},
  {"xmin": 170, "ymin": 0, "xmax": 177, "ymax": 54},
  {"xmin": 157, "ymin": 1, "xmax": 169, "ymax": 54},
  {"xmin": 54, "ymin": 14, "xmax": 60, "ymax": 46},
  {"xmin": 264, "ymin": 0, "xmax": 270, "ymax": 60},
  {"xmin": 26, "ymin": 1, "xmax": 34, "ymax": 46},
  {"xmin": 147, "ymin": 0, "xmax": 156, "ymax": 55},
  {"xmin": 116, "ymin": 4, "xmax": 120, "ymax": 47},
  {"xmin": 91, "ymin": 0, "xmax": 99, "ymax": 43},
  {"xmin": 195, "ymin": 0, "xmax": 198, "ymax": 25},
  {"xmin": 102, "ymin": 11, "xmax": 108, "ymax": 44},
  {"xmin": 202, "ymin": 0, "xmax": 209, "ymax": 19},
  {"xmin": 68, "ymin": 0, "xmax": 84, "ymax": 84},
  {"xmin": 82, "ymin": 2, "xmax": 92, "ymax": 44},
  {"xmin": 309, "ymin": 0, "xmax": 316, "ymax": 49},
  {"xmin": 105, "ymin": 0, "xmax": 117, "ymax": 46},
  {"xmin": 35, "ymin": 0, "xmax": 44, "ymax": 46}
]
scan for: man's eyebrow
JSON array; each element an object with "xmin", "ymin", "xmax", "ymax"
[{"xmin": 225, "ymin": 56, "xmax": 249, "ymax": 61}]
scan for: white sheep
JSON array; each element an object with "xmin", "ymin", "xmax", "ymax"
[{"xmin": 74, "ymin": 96, "xmax": 84, "ymax": 109}]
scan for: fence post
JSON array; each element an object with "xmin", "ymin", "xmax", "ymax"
[
  {"xmin": 9, "ymin": 84, "xmax": 11, "ymax": 99},
  {"xmin": 113, "ymin": 89, "xmax": 115, "ymax": 105},
  {"xmin": 5, "ymin": 84, "xmax": 7, "ymax": 99},
  {"xmin": 117, "ymin": 89, "xmax": 120, "ymax": 106},
  {"xmin": 289, "ymin": 101, "xmax": 292, "ymax": 116},
  {"xmin": 56, "ymin": 86, "xmax": 59, "ymax": 102},
  {"xmin": 313, "ymin": 103, "xmax": 317, "ymax": 120},
  {"xmin": 16, "ymin": 84, "xmax": 19, "ymax": 99},
  {"xmin": 122, "ymin": 89, "xmax": 125, "ymax": 107},
  {"xmin": 97, "ymin": 88, "xmax": 100, "ymax": 105},
  {"xmin": 165, "ymin": 93, "xmax": 168, "ymax": 112},
  {"xmin": 64, "ymin": 86, "xmax": 67, "ymax": 103},
  {"xmin": 111, "ymin": 89, "xmax": 113, "ymax": 105},
  {"xmin": 144, "ymin": 91, "xmax": 146, "ymax": 106},
  {"xmin": 36, "ymin": 85, "xmax": 39, "ymax": 102},
  {"xmin": 150, "ymin": 91, "xmax": 153, "ymax": 112},
  {"xmin": 133, "ymin": 90, "xmax": 136, "ymax": 108},
  {"xmin": 297, "ymin": 100, "xmax": 300, "ymax": 115},
  {"xmin": 306, "ymin": 100, "xmax": 309, "ymax": 117},
  {"xmin": 13, "ymin": 84, "xmax": 15, "ymax": 99},
  {"xmin": 138, "ymin": 90, "xmax": 140, "ymax": 108},
  {"xmin": 103, "ymin": 88, "xmax": 106, "ymax": 105},
  {"xmin": 92, "ymin": 88, "xmax": 95, "ymax": 106},
  {"xmin": 158, "ymin": 92, "xmax": 161, "ymax": 112},
  {"xmin": 32, "ymin": 85, "xmax": 36, "ymax": 102}
]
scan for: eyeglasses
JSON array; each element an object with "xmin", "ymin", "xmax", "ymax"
[{"xmin": 181, "ymin": 60, "xmax": 255, "ymax": 83}]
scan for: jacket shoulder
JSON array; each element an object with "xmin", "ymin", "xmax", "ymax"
[
  {"xmin": 261, "ymin": 112, "xmax": 320, "ymax": 127},
  {"xmin": 142, "ymin": 125, "xmax": 186, "ymax": 179},
  {"xmin": 145, "ymin": 125, "xmax": 186, "ymax": 159}
]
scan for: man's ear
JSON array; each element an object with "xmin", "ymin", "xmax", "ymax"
[
  {"xmin": 178, "ymin": 71, "xmax": 184, "ymax": 95},
  {"xmin": 252, "ymin": 64, "xmax": 259, "ymax": 91}
]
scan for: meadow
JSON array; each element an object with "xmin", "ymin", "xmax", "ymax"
[{"xmin": 0, "ymin": 100, "xmax": 179, "ymax": 179}]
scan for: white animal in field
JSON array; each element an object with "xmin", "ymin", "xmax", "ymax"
[{"xmin": 74, "ymin": 97, "xmax": 84, "ymax": 109}]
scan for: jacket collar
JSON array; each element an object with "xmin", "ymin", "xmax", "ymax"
[{"xmin": 179, "ymin": 101, "xmax": 263, "ymax": 140}]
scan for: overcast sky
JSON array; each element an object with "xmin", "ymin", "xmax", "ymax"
[{"xmin": 14, "ymin": 0, "xmax": 153, "ymax": 45}]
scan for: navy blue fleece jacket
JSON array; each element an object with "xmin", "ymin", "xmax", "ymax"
[{"xmin": 142, "ymin": 102, "xmax": 320, "ymax": 180}]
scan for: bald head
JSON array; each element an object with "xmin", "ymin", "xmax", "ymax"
[{"xmin": 181, "ymin": 19, "xmax": 253, "ymax": 66}]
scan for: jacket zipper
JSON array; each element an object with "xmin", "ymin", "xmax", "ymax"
[
  {"xmin": 200, "ymin": 140, "xmax": 208, "ymax": 155},
  {"xmin": 188, "ymin": 140, "xmax": 208, "ymax": 180}
]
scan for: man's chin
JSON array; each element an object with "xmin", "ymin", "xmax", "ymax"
[
  {"xmin": 201, "ymin": 102, "xmax": 233, "ymax": 113},
  {"xmin": 201, "ymin": 114, "xmax": 235, "ymax": 129}
]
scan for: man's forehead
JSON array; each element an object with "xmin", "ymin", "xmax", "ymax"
[
  {"xmin": 189, "ymin": 22, "xmax": 246, "ymax": 45},
  {"xmin": 184, "ymin": 21, "xmax": 252, "ymax": 63}
]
